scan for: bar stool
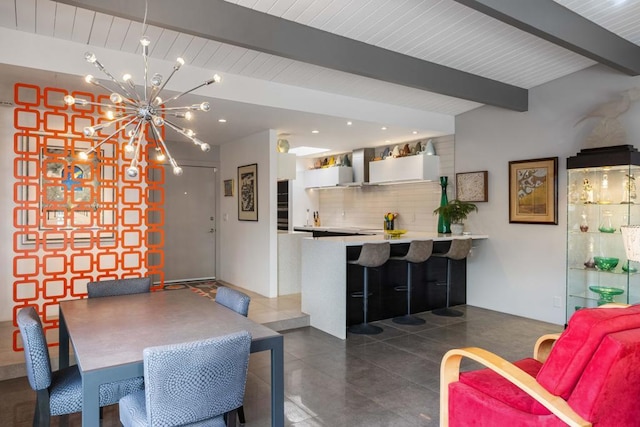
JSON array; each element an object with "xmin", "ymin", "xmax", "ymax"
[
  {"xmin": 390, "ymin": 240, "xmax": 433, "ymax": 325},
  {"xmin": 348, "ymin": 242, "xmax": 390, "ymax": 335},
  {"xmin": 432, "ymin": 238, "xmax": 473, "ymax": 317}
]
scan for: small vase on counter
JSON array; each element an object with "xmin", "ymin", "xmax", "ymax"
[{"xmin": 437, "ymin": 176, "xmax": 451, "ymax": 234}]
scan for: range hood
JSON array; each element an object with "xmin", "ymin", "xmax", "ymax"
[{"xmin": 342, "ymin": 148, "xmax": 375, "ymax": 186}]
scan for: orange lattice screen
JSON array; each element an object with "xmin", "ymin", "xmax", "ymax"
[{"xmin": 12, "ymin": 82, "xmax": 165, "ymax": 350}]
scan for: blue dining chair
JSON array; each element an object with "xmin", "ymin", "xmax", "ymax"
[
  {"xmin": 17, "ymin": 306, "xmax": 145, "ymax": 427},
  {"xmin": 119, "ymin": 331, "xmax": 252, "ymax": 427},
  {"xmin": 87, "ymin": 277, "xmax": 151, "ymax": 298},
  {"xmin": 215, "ymin": 286, "xmax": 251, "ymax": 423}
]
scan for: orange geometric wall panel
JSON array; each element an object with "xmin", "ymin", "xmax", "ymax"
[{"xmin": 12, "ymin": 83, "xmax": 165, "ymax": 350}]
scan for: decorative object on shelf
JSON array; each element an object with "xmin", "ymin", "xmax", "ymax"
[
  {"xmin": 437, "ymin": 176, "xmax": 450, "ymax": 234},
  {"xmin": 384, "ymin": 212, "xmax": 398, "ymax": 231},
  {"xmin": 67, "ymin": 1, "xmax": 220, "ymax": 178},
  {"xmin": 588, "ymin": 285, "xmax": 624, "ymax": 305},
  {"xmin": 276, "ymin": 138, "xmax": 290, "ymax": 153},
  {"xmin": 433, "ymin": 199, "xmax": 478, "ymax": 236},
  {"xmin": 382, "ymin": 147, "xmax": 390, "ymax": 159},
  {"xmin": 598, "ymin": 210, "xmax": 616, "ymax": 233},
  {"xmin": 622, "ymin": 174, "xmax": 636, "ymax": 203},
  {"xmin": 223, "ymin": 179, "xmax": 234, "ymax": 197},
  {"xmin": 423, "ymin": 139, "xmax": 436, "ymax": 156},
  {"xmin": 584, "ymin": 237, "xmax": 596, "ymax": 269},
  {"xmin": 238, "ymin": 163, "xmax": 258, "ymax": 221},
  {"xmin": 580, "ymin": 211, "xmax": 589, "ymax": 232},
  {"xmin": 456, "ymin": 171, "xmax": 488, "ymax": 202},
  {"xmin": 508, "ymin": 157, "xmax": 558, "ymax": 224},
  {"xmin": 599, "ymin": 172, "xmax": 612, "ymax": 204},
  {"xmin": 580, "ymin": 177, "xmax": 595, "ymax": 203},
  {"xmin": 313, "ymin": 211, "xmax": 321, "ymax": 227},
  {"xmin": 594, "ymin": 256, "xmax": 619, "ymax": 271},
  {"xmin": 392, "ymin": 145, "xmax": 400, "ymax": 158},
  {"xmin": 622, "ymin": 260, "xmax": 638, "ymax": 273}
]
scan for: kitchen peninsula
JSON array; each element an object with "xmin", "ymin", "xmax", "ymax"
[{"xmin": 301, "ymin": 232, "xmax": 488, "ymax": 339}]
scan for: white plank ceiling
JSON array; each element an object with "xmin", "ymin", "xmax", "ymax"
[{"xmin": 0, "ymin": 0, "xmax": 639, "ymax": 151}]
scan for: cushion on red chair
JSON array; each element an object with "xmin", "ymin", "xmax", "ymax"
[
  {"xmin": 568, "ymin": 328, "xmax": 640, "ymax": 427},
  {"xmin": 458, "ymin": 358, "xmax": 547, "ymax": 415},
  {"xmin": 537, "ymin": 305, "xmax": 640, "ymax": 399}
]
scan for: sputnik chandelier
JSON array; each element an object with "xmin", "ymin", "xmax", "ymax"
[{"xmin": 64, "ymin": 15, "xmax": 220, "ymax": 178}]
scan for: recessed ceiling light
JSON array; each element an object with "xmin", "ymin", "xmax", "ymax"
[
  {"xmin": 385, "ymin": 140, "xmax": 391, "ymax": 143},
  {"xmin": 311, "ymin": 130, "xmax": 319, "ymax": 134},
  {"xmin": 381, "ymin": 126, "xmax": 387, "ymax": 130},
  {"xmin": 347, "ymin": 121, "xmax": 352, "ymax": 126},
  {"xmin": 289, "ymin": 146, "xmax": 330, "ymax": 156},
  {"xmin": 218, "ymin": 118, "xmax": 227, "ymax": 123},
  {"xmin": 412, "ymin": 131, "xmax": 418, "ymax": 135}
]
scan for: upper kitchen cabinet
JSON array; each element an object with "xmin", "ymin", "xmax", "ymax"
[
  {"xmin": 369, "ymin": 154, "xmax": 440, "ymax": 184},
  {"xmin": 304, "ymin": 166, "xmax": 353, "ymax": 188}
]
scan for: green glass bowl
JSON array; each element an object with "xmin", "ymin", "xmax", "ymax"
[
  {"xmin": 589, "ymin": 286, "xmax": 625, "ymax": 305},
  {"xmin": 593, "ymin": 256, "xmax": 619, "ymax": 271}
]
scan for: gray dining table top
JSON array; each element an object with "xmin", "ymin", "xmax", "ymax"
[{"xmin": 59, "ymin": 289, "xmax": 279, "ymax": 373}]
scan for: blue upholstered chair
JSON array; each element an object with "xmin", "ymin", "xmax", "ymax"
[
  {"xmin": 215, "ymin": 286, "xmax": 251, "ymax": 317},
  {"xmin": 119, "ymin": 331, "xmax": 252, "ymax": 427},
  {"xmin": 17, "ymin": 306, "xmax": 144, "ymax": 427},
  {"xmin": 87, "ymin": 277, "xmax": 151, "ymax": 298},
  {"xmin": 214, "ymin": 286, "xmax": 251, "ymax": 423}
]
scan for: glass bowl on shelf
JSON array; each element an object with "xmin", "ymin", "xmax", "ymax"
[
  {"xmin": 593, "ymin": 256, "xmax": 619, "ymax": 271},
  {"xmin": 588, "ymin": 285, "xmax": 624, "ymax": 305}
]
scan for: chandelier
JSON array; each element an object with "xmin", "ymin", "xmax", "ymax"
[{"xmin": 63, "ymin": 35, "xmax": 220, "ymax": 178}]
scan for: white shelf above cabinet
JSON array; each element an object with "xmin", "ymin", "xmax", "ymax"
[
  {"xmin": 304, "ymin": 167, "xmax": 353, "ymax": 188},
  {"xmin": 369, "ymin": 154, "xmax": 440, "ymax": 184}
]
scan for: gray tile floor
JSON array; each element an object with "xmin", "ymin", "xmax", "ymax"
[{"xmin": 0, "ymin": 305, "xmax": 562, "ymax": 426}]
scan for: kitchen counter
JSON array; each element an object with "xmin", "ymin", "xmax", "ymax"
[{"xmin": 301, "ymin": 233, "xmax": 488, "ymax": 339}]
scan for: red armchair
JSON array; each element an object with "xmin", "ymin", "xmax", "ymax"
[{"xmin": 440, "ymin": 304, "xmax": 640, "ymax": 426}]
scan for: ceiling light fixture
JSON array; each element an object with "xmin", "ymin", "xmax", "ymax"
[
  {"xmin": 311, "ymin": 130, "xmax": 320, "ymax": 134},
  {"xmin": 218, "ymin": 118, "xmax": 227, "ymax": 123},
  {"xmin": 64, "ymin": 1, "xmax": 220, "ymax": 178},
  {"xmin": 347, "ymin": 121, "xmax": 352, "ymax": 126},
  {"xmin": 381, "ymin": 126, "xmax": 387, "ymax": 130}
]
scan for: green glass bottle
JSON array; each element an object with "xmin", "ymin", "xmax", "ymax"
[{"xmin": 438, "ymin": 176, "xmax": 451, "ymax": 234}]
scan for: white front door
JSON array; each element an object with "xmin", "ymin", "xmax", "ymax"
[{"xmin": 161, "ymin": 165, "xmax": 216, "ymax": 282}]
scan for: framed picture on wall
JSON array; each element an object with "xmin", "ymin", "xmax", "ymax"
[
  {"xmin": 456, "ymin": 171, "xmax": 488, "ymax": 202},
  {"xmin": 223, "ymin": 179, "xmax": 234, "ymax": 197},
  {"xmin": 508, "ymin": 157, "xmax": 558, "ymax": 224},
  {"xmin": 238, "ymin": 163, "xmax": 258, "ymax": 221}
]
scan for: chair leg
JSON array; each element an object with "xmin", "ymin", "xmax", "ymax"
[
  {"xmin": 226, "ymin": 409, "xmax": 238, "ymax": 427},
  {"xmin": 393, "ymin": 263, "xmax": 425, "ymax": 325},
  {"xmin": 433, "ymin": 259, "xmax": 463, "ymax": 317},
  {"xmin": 238, "ymin": 405, "xmax": 246, "ymax": 424},
  {"xmin": 348, "ymin": 267, "xmax": 383, "ymax": 334},
  {"xmin": 34, "ymin": 390, "xmax": 50, "ymax": 427}
]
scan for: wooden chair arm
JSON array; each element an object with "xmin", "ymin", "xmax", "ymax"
[
  {"xmin": 534, "ymin": 333, "xmax": 561, "ymax": 362},
  {"xmin": 440, "ymin": 347, "xmax": 591, "ymax": 427}
]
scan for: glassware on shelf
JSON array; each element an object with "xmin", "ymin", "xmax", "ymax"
[
  {"xmin": 584, "ymin": 237, "xmax": 596, "ymax": 269},
  {"xmin": 622, "ymin": 174, "xmax": 636, "ymax": 204},
  {"xmin": 581, "ymin": 177, "xmax": 595, "ymax": 203},
  {"xmin": 599, "ymin": 210, "xmax": 616, "ymax": 233},
  {"xmin": 599, "ymin": 173, "xmax": 612, "ymax": 204},
  {"xmin": 589, "ymin": 285, "xmax": 624, "ymax": 305},
  {"xmin": 580, "ymin": 211, "xmax": 589, "ymax": 232},
  {"xmin": 622, "ymin": 260, "xmax": 638, "ymax": 273}
]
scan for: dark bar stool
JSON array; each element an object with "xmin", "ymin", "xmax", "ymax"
[
  {"xmin": 348, "ymin": 242, "xmax": 390, "ymax": 335},
  {"xmin": 390, "ymin": 240, "xmax": 433, "ymax": 325},
  {"xmin": 432, "ymin": 238, "xmax": 473, "ymax": 317}
]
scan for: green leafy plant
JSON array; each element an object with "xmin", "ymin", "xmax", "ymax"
[{"xmin": 433, "ymin": 199, "xmax": 478, "ymax": 224}]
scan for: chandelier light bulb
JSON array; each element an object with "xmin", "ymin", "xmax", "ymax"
[
  {"xmin": 184, "ymin": 129, "xmax": 195, "ymax": 137},
  {"xmin": 173, "ymin": 166, "xmax": 183, "ymax": 176},
  {"xmin": 199, "ymin": 102, "xmax": 210, "ymax": 111},
  {"xmin": 78, "ymin": 152, "xmax": 89, "ymax": 160},
  {"xmin": 153, "ymin": 97, "xmax": 163, "ymax": 106},
  {"xmin": 84, "ymin": 126, "xmax": 96, "ymax": 137},
  {"xmin": 156, "ymin": 148, "xmax": 166, "ymax": 161},
  {"xmin": 151, "ymin": 73, "xmax": 163, "ymax": 87},
  {"xmin": 174, "ymin": 58, "xmax": 185, "ymax": 70},
  {"xmin": 124, "ymin": 144, "xmax": 135, "ymax": 153},
  {"xmin": 140, "ymin": 36, "xmax": 151, "ymax": 47},
  {"xmin": 122, "ymin": 74, "xmax": 132, "ymax": 82},
  {"xmin": 106, "ymin": 111, "xmax": 115, "ymax": 120},
  {"xmin": 213, "ymin": 74, "xmax": 221, "ymax": 83},
  {"xmin": 84, "ymin": 52, "xmax": 97, "ymax": 64},
  {"xmin": 110, "ymin": 92, "xmax": 123, "ymax": 104},
  {"xmin": 153, "ymin": 116, "xmax": 165, "ymax": 126},
  {"xmin": 201, "ymin": 143, "xmax": 211, "ymax": 152},
  {"xmin": 127, "ymin": 166, "xmax": 139, "ymax": 178},
  {"xmin": 63, "ymin": 95, "xmax": 75, "ymax": 105},
  {"xmin": 184, "ymin": 111, "xmax": 193, "ymax": 121},
  {"xmin": 85, "ymin": 75, "xmax": 95, "ymax": 84}
]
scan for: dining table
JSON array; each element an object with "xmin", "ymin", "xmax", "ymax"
[{"xmin": 58, "ymin": 288, "xmax": 284, "ymax": 426}]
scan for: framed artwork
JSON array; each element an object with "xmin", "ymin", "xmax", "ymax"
[
  {"xmin": 21, "ymin": 137, "xmax": 115, "ymax": 242},
  {"xmin": 223, "ymin": 179, "xmax": 234, "ymax": 197},
  {"xmin": 238, "ymin": 163, "xmax": 258, "ymax": 221},
  {"xmin": 456, "ymin": 171, "xmax": 488, "ymax": 202},
  {"xmin": 509, "ymin": 157, "xmax": 558, "ymax": 224}
]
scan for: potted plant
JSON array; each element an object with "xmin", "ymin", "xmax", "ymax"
[{"xmin": 433, "ymin": 199, "xmax": 478, "ymax": 235}]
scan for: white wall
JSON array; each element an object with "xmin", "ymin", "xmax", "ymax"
[
  {"xmin": 219, "ymin": 130, "xmax": 278, "ymax": 297},
  {"xmin": 457, "ymin": 64, "xmax": 640, "ymax": 325}
]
